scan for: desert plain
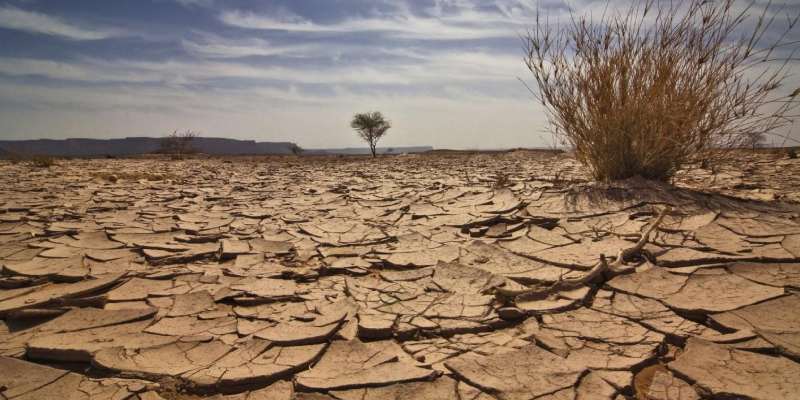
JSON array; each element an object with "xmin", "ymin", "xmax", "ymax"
[{"xmin": 1, "ymin": 150, "xmax": 800, "ymax": 400}]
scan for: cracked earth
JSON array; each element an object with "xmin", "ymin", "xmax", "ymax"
[{"xmin": 1, "ymin": 150, "xmax": 799, "ymax": 400}]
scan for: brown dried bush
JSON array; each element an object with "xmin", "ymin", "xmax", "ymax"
[
  {"xmin": 160, "ymin": 130, "xmax": 198, "ymax": 159},
  {"xmin": 14, "ymin": 155, "xmax": 56, "ymax": 168},
  {"xmin": 524, "ymin": 0, "xmax": 799, "ymax": 181}
]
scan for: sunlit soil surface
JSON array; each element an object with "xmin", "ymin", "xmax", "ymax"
[{"xmin": 1, "ymin": 150, "xmax": 799, "ymax": 399}]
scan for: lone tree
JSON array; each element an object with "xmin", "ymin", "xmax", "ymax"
[
  {"xmin": 160, "ymin": 130, "xmax": 198, "ymax": 158},
  {"xmin": 744, "ymin": 131, "xmax": 766, "ymax": 151},
  {"xmin": 524, "ymin": 0, "xmax": 799, "ymax": 181},
  {"xmin": 351, "ymin": 111, "xmax": 391, "ymax": 158}
]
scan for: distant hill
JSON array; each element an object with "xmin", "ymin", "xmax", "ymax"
[
  {"xmin": 0, "ymin": 137, "xmax": 297, "ymax": 157},
  {"xmin": 306, "ymin": 146, "xmax": 433, "ymax": 155}
]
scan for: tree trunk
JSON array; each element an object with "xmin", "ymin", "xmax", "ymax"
[{"xmin": 370, "ymin": 143, "xmax": 376, "ymax": 158}]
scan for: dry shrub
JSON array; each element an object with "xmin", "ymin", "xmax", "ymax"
[
  {"xmin": 492, "ymin": 171, "xmax": 511, "ymax": 189},
  {"xmin": 7, "ymin": 154, "xmax": 23, "ymax": 165},
  {"xmin": 524, "ymin": 0, "xmax": 799, "ymax": 181},
  {"xmin": 29, "ymin": 155, "xmax": 56, "ymax": 168},
  {"xmin": 90, "ymin": 171, "xmax": 172, "ymax": 182},
  {"xmin": 160, "ymin": 130, "xmax": 198, "ymax": 159},
  {"xmin": 290, "ymin": 143, "xmax": 304, "ymax": 156}
]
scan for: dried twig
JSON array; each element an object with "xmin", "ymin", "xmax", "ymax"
[{"xmin": 492, "ymin": 206, "xmax": 671, "ymax": 299}]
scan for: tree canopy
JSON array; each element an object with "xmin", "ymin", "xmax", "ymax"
[{"xmin": 351, "ymin": 111, "xmax": 391, "ymax": 157}]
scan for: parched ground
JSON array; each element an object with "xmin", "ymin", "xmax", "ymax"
[{"xmin": 1, "ymin": 150, "xmax": 799, "ymax": 400}]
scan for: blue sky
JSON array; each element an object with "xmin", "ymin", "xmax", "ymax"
[{"xmin": 0, "ymin": 0, "xmax": 797, "ymax": 148}]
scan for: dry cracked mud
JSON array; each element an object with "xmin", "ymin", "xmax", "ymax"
[{"xmin": 1, "ymin": 150, "xmax": 800, "ymax": 399}]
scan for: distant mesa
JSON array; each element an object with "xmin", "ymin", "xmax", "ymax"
[
  {"xmin": 0, "ymin": 138, "xmax": 433, "ymax": 157},
  {"xmin": 0, "ymin": 137, "xmax": 295, "ymax": 157}
]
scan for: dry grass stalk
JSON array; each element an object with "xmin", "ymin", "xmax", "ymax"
[{"xmin": 524, "ymin": 0, "xmax": 799, "ymax": 181}]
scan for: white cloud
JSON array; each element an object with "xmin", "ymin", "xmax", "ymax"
[
  {"xmin": 0, "ymin": 5, "xmax": 121, "ymax": 40},
  {"xmin": 174, "ymin": 0, "xmax": 214, "ymax": 7},
  {"xmin": 216, "ymin": 0, "xmax": 585, "ymax": 41},
  {"xmin": 181, "ymin": 33, "xmax": 316, "ymax": 59},
  {"xmin": 0, "ymin": 48, "xmax": 529, "ymax": 87},
  {"xmin": 218, "ymin": 6, "xmax": 522, "ymax": 40}
]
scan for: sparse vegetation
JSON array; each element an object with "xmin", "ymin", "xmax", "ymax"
[
  {"xmin": 160, "ymin": 130, "xmax": 198, "ymax": 159},
  {"xmin": 7, "ymin": 153, "xmax": 22, "ymax": 165},
  {"xmin": 745, "ymin": 132, "xmax": 767, "ymax": 151},
  {"xmin": 491, "ymin": 171, "xmax": 511, "ymax": 189},
  {"xmin": 29, "ymin": 155, "xmax": 56, "ymax": 168},
  {"xmin": 12, "ymin": 154, "xmax": 57, "ymax": 168},
  {"xmin": 351, "ymin": 111, "xmax": 391, "ymax": 158},
  {"xmin": 290, "ymin": 144, "xmax": 304, "ymax": 156},
  {"xmin": 524, "ymin": 0, "xmax": 799, "ymax": 181},
  {"xmin": 789, "ymin": 147, "xmax": 798, "ymax": 159},
  {"xmin": 90, "ymin": 171, "xmax": 173, "ymax": 182}
]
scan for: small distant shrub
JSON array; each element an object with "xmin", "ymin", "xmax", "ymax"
[
  {"xmin": 492, "ymin": 172, "xmax": 511, "ymax": 189},
  {"xmin": 524, "ymin": 0, "xmax": 799, "ymax": 181},
  {"xmin": 29, "ymin": 155, "xmax": 55, "ymax": 168},
  {"xmin": 90, "ymin": 171, "xmax": 170, "ymax": 182},
  {"xmin": 290, "ymin": 144, "xmax": 304, "ymax": 156},
  {"xmin": 789, "ymin": 148, "xmax": 798, "ymax": 159},
  {"xmin": 351, "ymin": 111, "xmax": 391, "ymax": 158},
  {"xmin": 160, "ymin": 130, "xmax": 198, "ymax": 159}
]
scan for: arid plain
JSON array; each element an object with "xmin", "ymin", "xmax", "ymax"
[{"xmin": 1, "ymin": 150, "xmax": 800, "ymax": 399}]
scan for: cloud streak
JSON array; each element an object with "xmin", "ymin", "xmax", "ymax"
[
  {"xmin": 173, "ymin": 0, "xmax": 214, "ymax": 7},
  {"xmin": 0, "ymin": 47, "xmax": 529, "ymax": 88},
  {"xmin": 0, "ymin": 5, "xmax": 121, "ymax": 40},
  {"xmin": 218, "ymin": 2, "xmax": 529, "ymax": 41},
  {"xmin": 181, "ymin": 33, "xmax": 316, "ymax": 59}
]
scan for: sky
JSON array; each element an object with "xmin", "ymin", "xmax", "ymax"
[{"xmin": 0, "ymin": 0, "xmax": 797, "ymax": 149}]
